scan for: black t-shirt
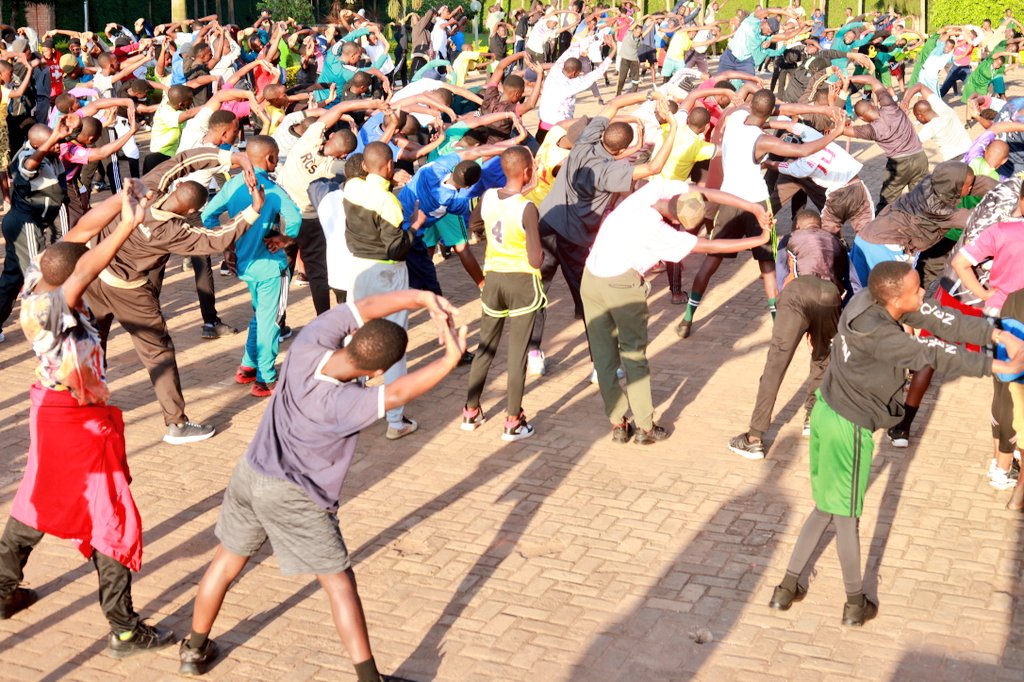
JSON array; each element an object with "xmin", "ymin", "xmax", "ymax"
[
  {"xmin": 516, "ymin": 16, "xmax": 530, "ymax": 39},
  {"xmin": 185, "ymin": 63, "xmax": 211, "ymax": 105}
]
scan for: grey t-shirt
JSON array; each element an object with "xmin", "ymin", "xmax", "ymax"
[
  {"xmin": 619, "ymin": 33, "xmax": 640, "ymax": 61},
  {"xmin": 246, "ymin": 303, "xmax": 385, "ymax": 510},
  {"xmin": 847, "ymin": 89, "xmax": 922, "ymax": 159},
  {"xmin": 539, "ymin": 116, "xmax": 634, "ymax": 246}
]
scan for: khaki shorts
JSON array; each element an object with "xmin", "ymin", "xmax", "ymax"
[{"xmin": 216, "ymin": 459, "xmax": 351, "ymax": 576}]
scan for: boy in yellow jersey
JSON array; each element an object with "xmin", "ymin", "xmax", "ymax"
[
  {"xmin": 461, "ymin": 146, "xmax": 545, "ymax": 441},
  {"xmin": 656, "ymin": 103, "xmax": 716, "ymax": 304},
  {"xmin": 523, "ymin": 117, "xmax": 588, "ymax": 208}
]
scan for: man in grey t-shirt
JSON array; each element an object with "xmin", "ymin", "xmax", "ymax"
[
  {"xmin": 532, "ymin": 92, "xmax": 677, "ymax": 362},
  {"xmin": 177, "ymin": 290, "xmax": 467, "ymax": 681}
]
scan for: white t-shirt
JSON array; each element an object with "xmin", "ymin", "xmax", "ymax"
[
  {"xmin": 317, "ymin": 186, "xmax": 354, "ymax": 291},
  {"xmin": 918, "ymin": 93, "xmax": 972, "ymax": 161},
  {"xmin": 719, "ymin": 109, "xmax": 770, "ymax": 202},
  {"xmin": 390, "ymin": 78, "xmax": 448, "ymax": 125},
  {"xmin": 586, "ymin": 179, "xmax": 699, "ymax": 278},
  {"xmin": 431, "ymin": 20, "xmax": 449, "ymax": 58},
  {"xmin": 526, "ymin": 21, "xmax": 554, "ymax": 53},
  {"xmin": 776, "ymin": 122, "xmax": 863, "ymax": 193},
  {"xmin": 178, "ymin": 107, "xmax": 214, "ymax": 152},
  {"xmin": 273, "ymin": 111, "xmax": 308, "ymax": 164}
]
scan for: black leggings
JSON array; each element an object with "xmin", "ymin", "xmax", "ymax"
[{"xmin": 786, "ymin": 507, "xmax": 862, "ymax": 596}]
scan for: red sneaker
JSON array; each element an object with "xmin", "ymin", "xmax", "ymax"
[
  {"xmin": 234, "ymin": 366, "xmax": 257, "ymax": 384},
  {"xmin": 251, "ymin": 381, "xmax": 275, "ymax": 397}
]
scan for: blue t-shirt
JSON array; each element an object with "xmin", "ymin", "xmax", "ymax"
[
  {"xmin": 354, "ymin": 112, "xmax": 403, "ymax": 159},
  {"xmin": 398, "ymin": 153, "xmax": 473, "ymax": 230}
]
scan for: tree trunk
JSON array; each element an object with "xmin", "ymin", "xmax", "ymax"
[{"xmin": 172, "ymin": 0, "xmax": 188, "ymax": 22}]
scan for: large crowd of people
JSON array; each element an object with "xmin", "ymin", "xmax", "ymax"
[{"xmin": 1, "ymin": 2, "xmax": 1024, "ymax": 680}]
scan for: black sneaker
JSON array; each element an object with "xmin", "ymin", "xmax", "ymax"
[
  {"xmin": 0, "ymin": 587, "xmax": 38, "ymax": 619},
  {"xmin": 768, "ymin": 583, "xmax": 806, "ymax": 611},
  {"xmin": 501, "ymin": 411, "xmax": 535, "ymax": 442},
  {"xmin": 841, "ymin": 595, "xmax": 878, "ymax": 626},
  {"xmin": 108, "ymin": 621, "xmax": 175, "ymax": 658},
  {"xmin": 458, "ymin": 350, "xmax": 475, "ymax": 367},
  {"xmin": 218, "ymin": 262, "xmax": 232, "ymax": 277},
  {"xmin": 634, "ymin": 423, "xmax": 670, "ymax": 445},
  {"xmin": 728, "ymin": 433, "xmax": 765, "ymax": 460},
  {"xmin": 279, "ymin": 325, "xmax": 293, "ymax": 340},
  {"xmin": 611, "ymin": 419, "xmax": 635, "ymax": 444},
  {"xmin": 201, "ymin": 322, "xmax": 239, "ymax": 339},
  {"xmin": 381, "ymin": 675, "xmax": 418, "ymax": 682},
  {"xmin": 164, "ymin": 421, "xmax": 216, "ymax": 445},
  {"xmin": 179, "ymin": 638, "xmax": 218, "ymax": 676},
  {"xmin": 887, "ymin": 427, "xmax": 909, "ymax": 448}
]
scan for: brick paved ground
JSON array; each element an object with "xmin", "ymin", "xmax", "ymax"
[{"xmin": 1, "ymin": 70, "xmax": 1023, "ymax": 682}]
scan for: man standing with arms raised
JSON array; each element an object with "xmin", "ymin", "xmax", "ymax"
[{"xmin": 677, "ymin": 91, "xmax": 844, "ymax": 340}]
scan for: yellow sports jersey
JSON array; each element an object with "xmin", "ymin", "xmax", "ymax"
[
  {"xmin": 481, "ymin": 188, "xmax": 539, "ymax": 275},
  {"xmin": 452, "ymin": 50, "xmax": 482, "ymax": 87},
  {"xmin": 524, "ymin": 126, "xmax": 570, "ymax": 207},
  {"xmin": 659, "ymin": 121, "xmax": 716, "ymax": 182},
  {"xmin": 266, "ymin": 104, "xmax": 286, "ymax": 135},
  {"xmin": 666, "ymin": 32, "xmax": 692, "ymax": 61}
]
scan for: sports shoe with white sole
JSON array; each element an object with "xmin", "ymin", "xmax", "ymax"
[
  {"xmin": 728, "ymin": 433, "xmax": 765, "ymax": 460},
  {"xmin": 886, "ymin": 426, "xmax": 909, "ymax": 448},
  {"xmin": 991, "ymin": 466, "xmax": 1019, "ymax": 491},
  {"xmin": 527, "ymin": 350, "xmax": 546, "ymax": 376},
  {"xmin": 501, "ymin": 412, "xmax": 535, "ymax": 442},
  {"xmin": 164, "ymin": 421, "xmax": 216, "ymax": 445},
  {"xmin": 385, "ymin": 417, "xmax": 418, "ymax": 440},
  {"xmin": 589, "ymin": 366, "xmax": 626, "ymax": 384},
  {"xmin": 461, "ymin": 406, "xmax": 485, "ymax": 431},
  {"xmin": 802, "ymin": 415, "xmax": 811, "ymax": 437}
]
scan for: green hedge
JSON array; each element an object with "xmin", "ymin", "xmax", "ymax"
[{"xmin": 928, "ymin": 0, "xmax": 1014, "ymax": 31}]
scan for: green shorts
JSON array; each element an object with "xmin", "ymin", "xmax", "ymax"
[
  {"xmin": 422, "ymin": 213, "xmax": 469, "ymax": 249},
  {"xmin": 808, "ymin": 392, "xmax": 876, "ymax": 518}
]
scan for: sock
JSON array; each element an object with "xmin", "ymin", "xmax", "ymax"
[
  {"xmin": 897, "ymin": 404, "xmax": 919, "ymax": 431},
  {"xmin": 683, "ymin": 293, "xmax": 702, "ymax": 322},
  {"xmin": 768, "ymin": 297, "xmax": 777, "ymax": 321},
  {"xmin": 846, "ymin": 592, "xmax": 864, "ymax": 606},
  {"xmin": 188, "ymin": 630, "xmax": 209, "ymax": 649},
  {"xmin": 354, "ymin": 656, "xmax": 382, "ymax": 682},
  {"xmin": 780, "ymin": 572, "xmax": 799, "ymax": 592}
]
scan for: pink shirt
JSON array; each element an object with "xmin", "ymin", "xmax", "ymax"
[
  {"xmin": 960, "ymin": 220, "xmax": 1024, "ymax": 310},
  {"xmin": 585, "ymin": 179, "xmax": 699, "ymax": 278},
  {"xmin": 952, "ymin": 40, "xmax": 973, "ymax": 66}
]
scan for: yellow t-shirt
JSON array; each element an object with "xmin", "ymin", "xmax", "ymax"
[
  {"xmin": 659, "ymin": 120, "xmax": 716, "ymax": 182},
  {"xmin": 0, "ymin": 85, "xmax": 10, "ymax": 123},
  {"xmin": 666, "ymin": 32, "xmax": 693, "ymax": 62},
  {"xmin": 525, "ymin": 126, "xmax": 570, "ymax": 206},
  {"xmin": 452, "ymin": 50, "xmax": 482, "ymax": 87},
  {"xmin": 266, "ymin": 104, "xmax": 286, "ymax": 135},
  {"xmin": 481, "ymin": 188, "xmax": 539, "ymax": 275}
]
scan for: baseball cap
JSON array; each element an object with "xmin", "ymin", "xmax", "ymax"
[
  {"xmin": 59, "ymin": 54, "xmax": 78, "ymax": 73},
  {"xmin": 765, "ymin": 17, "xmax": 780, "ymax": 33},
  {"xmin": 670, "ymin": 191, "xmax": 706, "ymax": 230},
  {"xmin": 42, "ymin": 38, "xmax": 55, "ymax": 48}
]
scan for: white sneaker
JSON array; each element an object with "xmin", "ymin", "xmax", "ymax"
[
  {"xmin": 0, "ymin": 331, "xmax": 6, "ymax": 343},
  {"xmin": 527, "ymin": 350, "xmax": 546, "ymax": 376},
  {"xmin": 990, "ymin": 467, "xmax": 1017, "ymax": 491},
  {"xmin": 988, "ymin": 458, "xmax": 999, "ymax": 478},
  {"xmin": 590, "ymin": 366, "xmax": 627, "ymax": 383}
]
